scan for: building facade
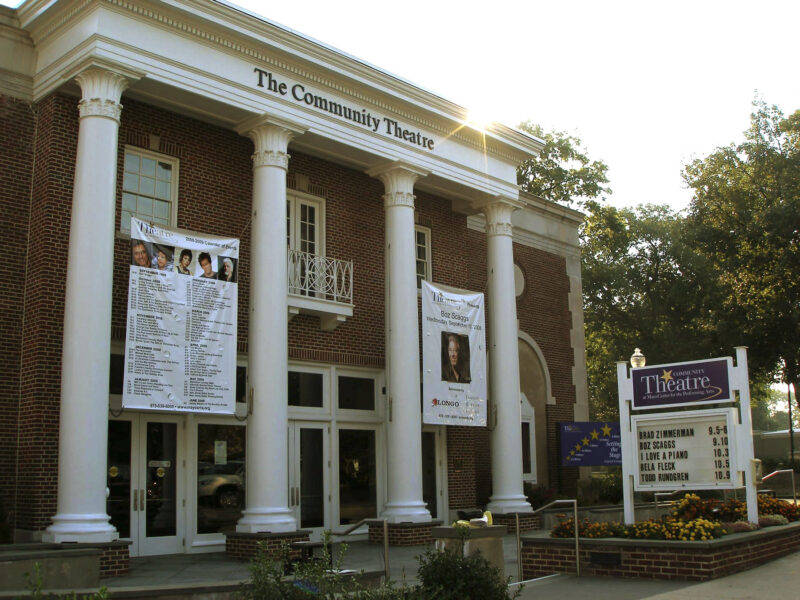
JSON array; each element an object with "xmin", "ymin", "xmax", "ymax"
[{"xmin": 0, "ymin": 0, "xmax": 588, "ymax": 557}]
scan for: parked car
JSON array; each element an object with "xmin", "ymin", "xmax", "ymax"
[{"xmin": 198, "ymin": 461, "xmax": 244, "ymax": 509}]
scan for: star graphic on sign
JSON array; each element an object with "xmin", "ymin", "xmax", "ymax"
[
  {"xmin": 591, "ymin": 429, "xmax": 600, "ymax": 440},
  {"xmin": 660, "ymin": 369, "xmax": 673, "ymax": 383},
  {"xmin": 582, "ymin": 437, "xmax": 590, "ymax": 446},
  {"xmin": 575, "ymin": 443, "xmax": 582, "ymax": 452},
  {"xmin": 569, "ymin": 450, "xmax": 575, "ymax": 457},
  {"xmin": 602, "ymin": 424, "xmax": 612, "ymax": 437}
]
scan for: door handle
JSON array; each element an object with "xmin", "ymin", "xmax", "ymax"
[
  {"xmin": 140, "ymin": 488, "xmax": 145, "ymax": 510},
  {"xmin": 133, "ymin": 489, "xmax": 137, "ymax": 511}
]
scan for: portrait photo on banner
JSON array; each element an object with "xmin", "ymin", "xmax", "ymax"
[{"xmin": 441, "ymin": 331, "xmax": 471, "ymax": 384}]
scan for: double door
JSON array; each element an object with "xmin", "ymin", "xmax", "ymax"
[{"xmin": 107, "ymin": 415, "xmax": 184, "ymax": 556}]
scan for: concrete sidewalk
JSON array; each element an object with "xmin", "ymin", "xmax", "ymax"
[{"xmin": 514, "ymin": 548, "xmax": 800, "ymax": 600}]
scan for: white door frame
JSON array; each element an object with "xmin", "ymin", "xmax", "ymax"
[
  {"xmin": 109, "ymin": 413, "xmax": 185, "ymax": 557},
  {"xmin": 288, "ymin": 420, "xmax": 331, "ymax": 541},
  {"xmin": 422, "ymin": 425, "xmax": 448, "ymax": 521}
]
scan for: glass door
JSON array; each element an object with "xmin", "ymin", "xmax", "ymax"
[
  {"xmin": 288, "ymin": 422, "xmax": 329, "ymax": 541},
  {"xmin": 337, "ymin": 427, "xmax": 378, "ymax": 527},
  {"xmin": 107, "ymin": 415, "xmax": 184, "ymax": 556}
]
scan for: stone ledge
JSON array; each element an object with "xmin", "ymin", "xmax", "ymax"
[{"xmin": 432, "ymin": 525, "xmax": 506, "ymax": 539}]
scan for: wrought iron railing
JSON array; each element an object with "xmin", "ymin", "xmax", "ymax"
[{"xmin": 288, "ymin": 249, "xmax": 353, "ymax": 305}]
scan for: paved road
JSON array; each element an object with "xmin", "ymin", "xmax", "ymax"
[{"xmin": 513, "ymin": 549, "xmax": 800, "ymax": 600}]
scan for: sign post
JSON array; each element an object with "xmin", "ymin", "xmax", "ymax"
[{"xmin": 618, "ymin": 348, "xmax": 758, "ymax": 524}]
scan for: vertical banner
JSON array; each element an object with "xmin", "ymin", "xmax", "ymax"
[
  {"xmin": 422, "ymin": 281, "xmax": 487, "ymax": 426},
  {"xmin": 123, "ymin": 217, "xmax": 239, "ymax": 414}
]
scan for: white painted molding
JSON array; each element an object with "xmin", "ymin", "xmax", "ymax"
[{"xmin": 518, "ymin": 330, "xmax": 557, "ymax": 405}]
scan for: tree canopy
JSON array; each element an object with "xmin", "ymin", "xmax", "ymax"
[
  {"xmin": 516, "ymin": 121, "xmax": 611, "ymax": 206},
  {"xmin": 683, "ymin": 100, "xmax": 800, "ymax": 408},
  {"xmin": 519, "ymin": 104, "xmax": 798, "ymax": 419}
]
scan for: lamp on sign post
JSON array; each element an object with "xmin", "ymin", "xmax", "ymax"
[{"xmin": 630, "ymin": 348, "xmax": 646, "ymax": 368}]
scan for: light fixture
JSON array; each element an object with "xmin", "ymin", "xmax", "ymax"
[{"xmin": 630, "ymin": 348, "xmax": 646, "ymax": 368}]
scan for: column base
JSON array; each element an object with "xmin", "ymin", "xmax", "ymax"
[
  {"xmin": 236, "ymin": 507, "xmax": 297, "ymax": 533},
  {"xmin": 381, "ymin": 501, "xmax": 431, "ymax": 523},
  {"xmin": 368, "ymin": 520, "xmax": 442, "ymax": 546},
  {"xmin": 486, "ymin": 495, "xmax": 532, "ymax": 515},
  {"xmin": 226, "ymin": 530, "xmax": 310, "ymax": 561},
  {"xmin": 42, "ymin": 513, "xmax": 118, "ymax": 544}
]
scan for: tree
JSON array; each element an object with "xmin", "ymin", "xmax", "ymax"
[
  {"xmin": 516, "ymin": 121, "xmax": 611, "ymax": 206},
  {"xmin": 683, "ymin": 100, "xmax": 800, "ymax": 409},
  {"xmin": 581, "ymin": 202, "xmax": 727, "ymax": 418}
]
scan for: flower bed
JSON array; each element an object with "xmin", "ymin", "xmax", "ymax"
[
  {"xmin": 549, "ymin": 494, "xmax": 799, "ymax": 541},
  {"xmin": 520, "ymin": 521, "xmax": 800, "ymax": 581},
  {"xmin": 519, "ymin": 494, "xmax": 800, "ymax": 581}
]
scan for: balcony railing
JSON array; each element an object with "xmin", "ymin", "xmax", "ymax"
[{"xmin": 288, "ymin": 249, "xmax": 353, "ymax": 306}]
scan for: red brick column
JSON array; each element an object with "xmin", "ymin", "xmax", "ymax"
[
  {"xmin": 226, "ymin": 530, "xmax": 310, "ymax": 561},
  {"xmin": 367, "ymin": 520, "xmax": 441, "ymax": 546}
]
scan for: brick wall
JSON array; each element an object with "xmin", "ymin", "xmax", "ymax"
[
  {"xmin": 492, "ymin": 512, "xmax": 542, "ymax": 534},
  {"xmin": 7, "ymin": 92, "xmax": 581, "ymax": 532},
  {"xmin": 0, "ymin": 94, "xmax": 35, "ymax": 531},
  {"xmin": 521, "ymin": 523, "xmax": 800, "ymax": 581},
  {"xmin": 226, "ymin": 530, "xmax": 310, "ymax": 561},
  {"xmin": 99, "ymin": 541, "xmax": 130, "ymax": 577},
  {"xmin": 16, "ymin": 93, "xmax": 78, "ymax": 532},
  {"xmin": 367, "ymin": 520, "xmax": 439, "ymax": 546}
]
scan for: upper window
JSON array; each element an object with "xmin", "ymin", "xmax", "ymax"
[
  {"xmin": 287, "ymin": 192, "xmax": 324, "ymax": 256},
  {"xmin": 338, "ymin": 376, "xmax": 375, "ymax": 411},
  {"xmin": 121, "ymin": 147, "xmax": 178, "ymax": 233},
  {"xmin": 415, "ymin": 225, "xmax": 431, "ymax": 288}
]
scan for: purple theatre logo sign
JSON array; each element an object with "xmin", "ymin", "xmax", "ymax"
[{"xmin": 632, "ymin": 358, "xmax": 733, "ymax": 410}]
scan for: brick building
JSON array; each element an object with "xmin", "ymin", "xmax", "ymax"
[{"xmin": 0, "ymin": 0, "xmax": 588, "ymax": 557}]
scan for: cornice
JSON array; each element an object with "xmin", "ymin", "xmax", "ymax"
[
  {"xmin": 19, "ymin": 0, "xmax": 539, "ymax": 164},
  {"xmin": 519, "ymin": 191, "xmax": 585, "ymax": 225}
]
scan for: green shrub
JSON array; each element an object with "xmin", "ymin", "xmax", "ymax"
[
  {"xmin": 523, "ymin": 482, "xmax": 557, "ymax": 509},
  {"xmin": 576, "ymin": 472, "xmax": 622, "ymax": 505},
  {"xmin": 23, "ymin": 564, "xmax": 111, "ymax": 600},
  {"xmin": 412, "ymin": 547, "xmax": 521, "ymax": 600}
]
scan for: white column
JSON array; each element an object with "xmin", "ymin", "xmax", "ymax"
[
  {"xmin": 45, "ymin": 68, "xmax": 129, "ymax": 543},
  {"xmin": 367, "ymin": 163, "xmax": 431, "ymax": 523},
  {"xmin": 236, "ymin": 117, "xmax": 305, "ymax": 533},
  {"xmin": 485, "ymin": 200, "xmax": 532, "ymax": 514}
]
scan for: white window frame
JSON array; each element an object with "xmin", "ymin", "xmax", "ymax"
[
  {"xmin": 287, "ymin": 190, "xmax": 325, "ymax": 257},
  {"xmin": 120, "ymin": 146, "xmax": 179, "ymax": 235},
  {"xmin": 333, "ymin": 367, "xmax": 384, "ymax": 421},
  {"xmin": 415, "ymin": 225, "xmax": 432, "ymax": 289}
]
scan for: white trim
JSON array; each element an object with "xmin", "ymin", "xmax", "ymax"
[
  {"xmin": 120, "ymin": 145, "xmax": 179, "ymax": 234},
  {"xmin": 414, "ymin": 224, "xmax": 432, "ymax": 289},
  {"xmin": 518, "ymin": 331, "xmax": 556, "ymax": 405}
]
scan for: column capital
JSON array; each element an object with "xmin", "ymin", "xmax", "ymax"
[
  {"xmin": 482, "ymin": 197, "xmax": 523, "ymax": 237},
  {"xmin": 74, "ymin": 68, "xmax": 130, "ymax": 123},
  {"xmin": 366, "ymin": 161, "xmax": 429, "ymax": 208},
  {"xmin": 236, "ymin": 115, "xmax": 307, "ymax": 171}
]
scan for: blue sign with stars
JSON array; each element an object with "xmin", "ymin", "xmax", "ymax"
[{"xmin": 560, "ymin": 421, "xmax": 621, "ymax": 466}]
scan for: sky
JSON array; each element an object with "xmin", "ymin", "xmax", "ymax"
[{"xmin": 4, "ymin": 0, "xmax": 799, "ymax": 212}]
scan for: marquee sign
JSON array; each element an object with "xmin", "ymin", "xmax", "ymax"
[
  {"xmin": 631, "ymin": 357, "xmax": 732, "ymax": 410},
  {"xmin": 632, "ymin": 408, "xmax": 738, "ymax": 490}
]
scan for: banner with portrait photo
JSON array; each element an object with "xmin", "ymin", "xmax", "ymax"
[
  {"xmin": 123, "ymin": 217, "xmax": 239, "ymax": 414},
  {"xmin": 422, "ymin": 281, "xmax": 487, "ymax": 426}
]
